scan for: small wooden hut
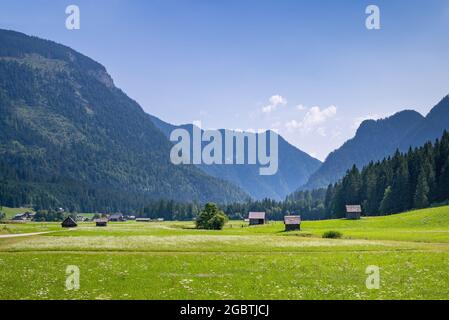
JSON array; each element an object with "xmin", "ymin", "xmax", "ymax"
[
  {"xmin": 284, "ymin": 215, "xmax": 301, "ymax": 231},
  {"xmin": 95, "ymin": 218, "xmax": 108, "ymax": 227},
  {"xmin": 61, "ymin": 216, "xmax": 77, "ymax": 228},
  {"xmin": 248, "ymin": 212, "xmax": 266, "ymax": 225},
  {"xmin": 345, "ymin": 205, "xmax": 362, "ymax": 220}
]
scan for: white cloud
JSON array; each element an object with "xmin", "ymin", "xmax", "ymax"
[
  {"xmin": 296, "ymin": 104, "xmax": 306, "ymax": 111},
  {"xmin": 285, "ymin": 119, "xmax": 300, "ymax": 131},
  {"xmin": 262, "ymin": 95, "xmax": 287, "ymax": 113},
  {"xmin": 304, "ymin": 105, "xmax": 337, "ymax": 127},
  {"xmin": 286, "ymin": 105, "xmax": 337, "ymax": 133},
  {"xmin": 270, "ymin": 95, "xmax": 287, "ymax": 105},
  {"xmin": 316, "ymin": 127, "xmax": 327, "ymax": 137}
]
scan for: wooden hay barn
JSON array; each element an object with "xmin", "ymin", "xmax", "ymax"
[
  {"xmin": 61, "ymin": 216, "xmax": 77, "ymax": 228},
  {"xmin": 345, "ymin": 205, "xmax": 362, "ymax": 220},
  {"xmin": 248, "ymin": 212, "xmax": 266, "ymax": 225},
  {"xmin": 95, "ymin": 219, "xmax": 108, "ymax": 227},
  {"xmin": 284, "ymin": 215, "xmax": 301, "ymax": 231}
]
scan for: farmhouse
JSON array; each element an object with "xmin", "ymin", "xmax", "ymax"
[
  {"xmin": 12, "ymin": 212, "xmax": 34, "ymax": 221},
  {"xmin": 108, "ymin": 213, "xmax": 125, "ymax": 222},
  {"xmin": 12, "ymin": 213, "xmax": 28, "ymax": 221},
  {"xmin": 284, "ymin": 215, "xmax": 301, "ymax": 231},
  {"xmin": 346, "ymin": 205, "xmax": 362, "ymax": 220},
  {"xmin": 61, "ymin": 216, "xmax": 77, "ymax": 228},
  {"xmin": 248, "ymin": 212, "xmax": 266, "ymax": 225},
  {"xmin": 26, "ymin": 212, "xmax": 36, "ymax": 220},
  {"xmin": 95, "ymin": 218, "xmax": 108, "ymax": 227}
]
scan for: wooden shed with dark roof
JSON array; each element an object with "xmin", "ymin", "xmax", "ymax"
[
  {"xmin": 248, "ymin": 212, "xmax": 266, "ymax": 225},
  {"xmin": 61, "ymin": 216, "xmax": 77, "ymax": 228},
  {"xmin": 95, "ymin": 218, "xmax": 108, "ymax": 227},
  {"xmin": 345, "ymin": 205, "xmax": 362, "ymax": 220},
  {"xmin": 284, "ymin": 215, "xmax": 301, "ymax": 231}
]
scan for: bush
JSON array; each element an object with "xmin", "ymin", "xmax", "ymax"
[
  {"xmin": 0, "ymin": 211, "xmax": 5, "ymax": 221},
  {"xmin": 322, "ymin": 230, "xmax": 343, "ymax": 239},
  {"xmin": 196, "ymin": 203, "xmax": 228, "ymax": 230}
]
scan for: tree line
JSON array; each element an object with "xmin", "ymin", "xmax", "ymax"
[
  {"xmin": 2, "ymin": 132, "xmax": 448, "ymax": 221},
  {"xmin": 322, "ymin": 131, "xmax": 449, "ymax": 218}
]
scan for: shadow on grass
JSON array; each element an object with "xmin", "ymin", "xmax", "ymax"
[{"xmin": 277, "ymin": 230, "xmax": 314, "ymax": 237}]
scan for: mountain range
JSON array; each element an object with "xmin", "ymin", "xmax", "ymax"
[
  {"xmin": 0, "ymin": 29, "xmax": 249, "ymax": 211},
  {"xmin": 1, "ymin": 28, "xmax": 449, "ymax": 211},
  {"xmin": 301, "ymin": 96, "xmax": 449, "ymax": 190},
  {"xmin": 150, "ymin": 115, "xmax": 321, "ymax": 200},
  {"xmin": 0, "ymin": 29, "xmax": 320, "ymax": 211}
]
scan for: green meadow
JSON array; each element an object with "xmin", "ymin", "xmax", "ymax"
[
  {"xmin": 0, "ymin": 206, "xmax": 34, "ymax": 219},
  {"xmin": 1, "ymin": 206, "xmax": 449, "ymax": 300}
]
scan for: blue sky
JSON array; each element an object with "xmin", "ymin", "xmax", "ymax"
[{"xmin": 1, "ymin": 0, "xmax": 449, "ymax": 160}]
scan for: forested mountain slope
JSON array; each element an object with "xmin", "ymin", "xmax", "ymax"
[
  {"xmin": 150, "ymin": 115, "xmax": 321, "ymax": 200},
  {"xmin": 0, "ymin": 29, "xmax": 248, "ymax": 212}
]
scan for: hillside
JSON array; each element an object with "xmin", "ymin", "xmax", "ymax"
[
  {"xmin": 0, "ymin": 29, "xmax": 248, "ymax": 212},
  {"xmin": 0, "ymin": 206, "xmax": 33, "ymax": 219},
  {"xmin": 302, "ymin": 205, "xmax": 449, "ymax": 242},
  {"xmin": 150, "ymin": 115, "xmax": 322, "ymax": 200},
  {"xmin": 302, "ymin": 95, "xmax": 449, "ymax": 190}
]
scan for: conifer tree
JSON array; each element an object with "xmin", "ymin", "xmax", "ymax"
[{"xmin": 414, "ymin": 168, "xmax": 430, "ymax": 209}]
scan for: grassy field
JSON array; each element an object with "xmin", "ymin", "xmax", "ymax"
[
  {"xmin": 0, "ymin": 206, "xmax": 34, "ymax": 219},
  {"xmin": 1, "ymin": 206, "xmax": 449, "ymax": 299}
]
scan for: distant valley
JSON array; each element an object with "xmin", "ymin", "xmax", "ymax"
[{"xmin": 300, "ymin": 96, "xmax": 449, "ymax": 190}]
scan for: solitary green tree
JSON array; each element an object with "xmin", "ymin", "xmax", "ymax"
[{"xmin": 196, "ymin": 203, "xmax": 228, "ymax": 230}]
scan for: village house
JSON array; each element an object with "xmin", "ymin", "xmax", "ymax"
[
  {"xmin": 284, "ymin": 215, "xmax": 301, "ymax": 231},
  {"xmin": 346, "ymin": 205, "xmax": 362, "ymax": 220},
  {"xmin": 248, "ymin": 212, "xmax": 266, "ymax": 225},
  {"xmin": 12, "ymin": 213, "xmax": 28, "ymax": 221},
  {"xmin": 12, "ymin": 212, "xmax": 34, "ymax": 221},
  {"xmin": 61, "ymin": 216, "xmax": 77, "ymax": 228}
]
